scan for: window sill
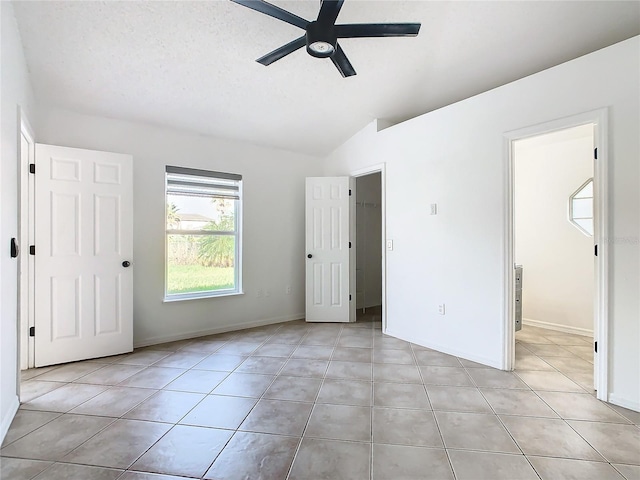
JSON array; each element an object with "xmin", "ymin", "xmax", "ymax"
[{"xmin": 163, "ymin": 290, "xmax": 244, "ymax": 303}]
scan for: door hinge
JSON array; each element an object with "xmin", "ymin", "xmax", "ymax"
[
  {"xmin": 594, "ymin": 147, "xmax": 598, "ymax": 160},
  {"xmin": 29, "ymin": 163, "xmax": 35, "ymax": 174},
  {"xmin": 10, "ymin": 238, "xmax": 19, "ymax": 258},
  {"xmin": 594, "ymin": 244, "xmax": 598, "ymax": 257},
  {"xmin": 349, "ymin": 242, "xmax": 351, "ymax": 248},
  {"xmin": 594, "ymin": 341, "xmax": 598, "ymax": 353},
  {"xmin": 349, "ymin": 294, "xmax": 352, "ymax": 301},
  {"xmin": 29, "ymin": 326, "xmax": 35, "ymax": 337},
  {"xmin": 349, "ymin": 189, "xmax": 352, "ymax": 196},
  {"xmin": 29, "ymin": 245, "xmax": 35, "ymax": 255}
]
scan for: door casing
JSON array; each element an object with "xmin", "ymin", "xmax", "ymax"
[
  {"xmin": 18, "ymin": 108, "xmax": 35, "ymax": 370},
  {"xmin": 503, "ymin": 108, "xmax": 608, "ymax": 401}
]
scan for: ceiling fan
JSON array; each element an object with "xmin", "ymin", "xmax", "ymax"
[{"xmin": 230, "ymin": 0, "xmax": 421, "ymax": 77}]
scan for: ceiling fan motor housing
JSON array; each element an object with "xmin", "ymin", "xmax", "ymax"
[
  {"xmin": 306, "ymin": 21, "xmax": 337, "ymax": 58},
  {"xmin": 231, "ymin": 0, "xmax": 421, "ymax": 77}
]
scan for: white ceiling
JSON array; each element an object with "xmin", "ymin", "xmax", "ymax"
[{"xmin": 12, "ymin": 1, "xmax": 640, "ymax": 156}]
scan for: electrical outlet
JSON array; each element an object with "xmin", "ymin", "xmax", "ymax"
[
  {"xmin": 257, "ymin": 289, "xmax": 263, "ymax": 298},
  {"xmin": 285, "ymin": 285, "xmax": 291, "ymax": 295},
  {"xmin": 438, "ymin": 304, "xmax": 446, "ymax": 315},
  {"xmin": 430, "ymin": 203, "xmax": 438, "ymax": 215}
]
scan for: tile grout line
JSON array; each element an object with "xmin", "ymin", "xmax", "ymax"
[
  {"xmin": 511, "ymin": 328, "xmax": 626, "ymax": 474},
  {"xmin": 9, "ymin": 322, "xmax": 637, "ymax": 479},
  {"xmin": 197, "ymin": 322, "xmax": 311, "ymax": 479},
  {"xmin": 284, "ymin": 322, "xmax": 342, "ymax": 480},
  {"xmin": 409, "ymin": 341, "xmax": 456, "ymax": 480},
  {"xmin": 120, "ymin": 322, "xmax": 292, "ymax": 478},
  {"xmin": 465, "ymin": 363, "xmax": 544, "ymax": 480}
]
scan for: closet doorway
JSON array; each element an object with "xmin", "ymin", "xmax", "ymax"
[{"xmin": 354, "ymin": 172, "xmax": 382, "ymax": 325}]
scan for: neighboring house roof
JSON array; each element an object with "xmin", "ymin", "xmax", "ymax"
[{"xmin": 177, "ymin": 213, "xmax": 213, "ymax": 223}]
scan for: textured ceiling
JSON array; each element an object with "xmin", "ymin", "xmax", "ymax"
[{"xmin": 12, "ymin": 1, "xmax": 640, "ymax": 156}]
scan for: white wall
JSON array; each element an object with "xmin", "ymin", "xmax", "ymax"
[
  {"xmin": 0, "ymin": 2, "xmax": 37, "ymax": 441},
  {"xmin": 355, "ymin": 173, "xmax": 382, "ymax": 309},
  {"xmin": 36, "ymin": 108, "xmax": 323, "ymax": 346},
  {"xmin": 515, "ymin": 126, "xmax": 594, "ymax": 335},
  {"xmin": 324, "ymin": 38, "xmax": 639, "ymax": 410}
]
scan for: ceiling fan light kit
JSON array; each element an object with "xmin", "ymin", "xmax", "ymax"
[
  {"xmin": 306, "ymin": 22, "xmax": 336, "ymax": 58},
  {"xmin": 231, "ymin": 0, "xmax": 421, "ymax": 77}
]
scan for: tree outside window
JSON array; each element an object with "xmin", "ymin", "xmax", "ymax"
[{"xmin": 165, "ymin": 167, "xmax": 242, "ymax": 300}]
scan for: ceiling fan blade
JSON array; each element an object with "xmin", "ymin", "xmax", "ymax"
[
  {"xmin": 317, "ymin": 0, "xmax": 344, "ymax": 25},
  {"xmin": 231, "ymin": 0, "xmax": 309, "ymax": 29},
  {"xmin": 330, "ymin": 43, "xmax": 356, "ymax": 77},
  {"xmin": 256, "ymin": 36, "xmax": 306, "ymax": 65},
  {"xmin": 335, "ymin": 23, "xmax": 421, "ymax": 38}
]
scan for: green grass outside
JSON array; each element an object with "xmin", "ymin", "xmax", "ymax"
[{"xmin": 167, "ymin": 264, "xmax": 234, "ymax": 294}]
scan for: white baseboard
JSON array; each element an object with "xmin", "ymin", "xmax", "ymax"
[
  {"xmin": 385, "ymin": 328, "xmax": 502, "ymax": 370},
  {"xmin": 608, "ymin": 393, "xmax": 640, "ymax": 413},
  {"xmin": 134, "ymin": 313, "xmax": 305, "ymax": 348},
  {"xmin": 1, "ymin": 395, "xmax": 20, "ymax": 445},
  {"xmin": 523, "ymin": 318, "xmax": 593, "ymax": 337}
]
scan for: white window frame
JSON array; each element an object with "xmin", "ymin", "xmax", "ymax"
[
  {"xmin": 568, "ymin": 177, "xmax": 594, "ymax": 237},
  {"xmin": 164, "ymin": 166, "xmax": 243, "ymax": 301}
]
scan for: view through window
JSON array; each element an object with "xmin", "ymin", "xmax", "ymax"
[{"xmin": 165, "ymin": 166, "xmax": 242, "ymax": 300}]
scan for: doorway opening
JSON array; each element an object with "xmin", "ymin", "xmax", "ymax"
[
  {"xmin": 354, "ymin": 172, "xmax": 382, "ymax": 327},
  {"xmin": 350, "ymin": 164, "xmax": 386, "ymax": 332},
  {"xmin": 304, "ymin": 169, "xmax": 386, "ymax": 327},
  {"xmin": 514, "ymin": 124, "xmax": 596, "ymax": 391},
  {"xmin": 504, "ymin": 109, "xmax": 608, "ymax": 402}
]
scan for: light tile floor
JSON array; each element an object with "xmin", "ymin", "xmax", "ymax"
[{"xmin": 2, "ymin": 317, "xmax": 639, "ymax": 480}]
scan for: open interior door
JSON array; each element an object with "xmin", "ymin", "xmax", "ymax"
[
  {"xmin": 34, "ymin": 144, "xmax": 133, "ymax": 366},
  {"xmin": 305, "ymin": 177, "xmax": 352, "ymax": 323}
]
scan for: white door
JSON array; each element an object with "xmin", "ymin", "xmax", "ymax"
[
  {"xmin": 34, "ymin": 144, "xmax": 133, "ymax": 366},
  {"xmin": 305, "ymin": 177, "xmax": 352, "ymax": 323}
]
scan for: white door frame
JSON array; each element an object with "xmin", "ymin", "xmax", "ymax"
[
  {"xmin": 350, "ymin": 163, "xmax": 387, "ymax": 332},
  {"xmin": 18, "ymin": 108, "xmax": 36, "ymax": 371},
  {"xmin": 503, "ymin": 108, "xmax": 608, "ymax": 402}
]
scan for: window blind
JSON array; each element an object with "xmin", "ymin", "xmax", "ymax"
[{"xmin": 166, "ymin": 166, "xmax": 241, "ymax": 200}]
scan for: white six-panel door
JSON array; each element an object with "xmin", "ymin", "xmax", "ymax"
[
  {"xmin": 34, "ymin": 144, "xmax": 133, "ymax": 366},
  {"xmin": 305, "ymin": 177, "xmax": 351, "ymax": 323}
]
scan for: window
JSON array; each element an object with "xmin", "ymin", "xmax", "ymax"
[
  {"xmin": 569, "ymin": 178, "xmax": 593, "ymax": 236},
  {"xmin": 165, "ymin": 166, "xmax": 242, "ymax": 300}
]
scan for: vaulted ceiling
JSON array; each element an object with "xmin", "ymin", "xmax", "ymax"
[{"xmin": 12, "ymin": 1, "xmax": 640, "ymax": 155}]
